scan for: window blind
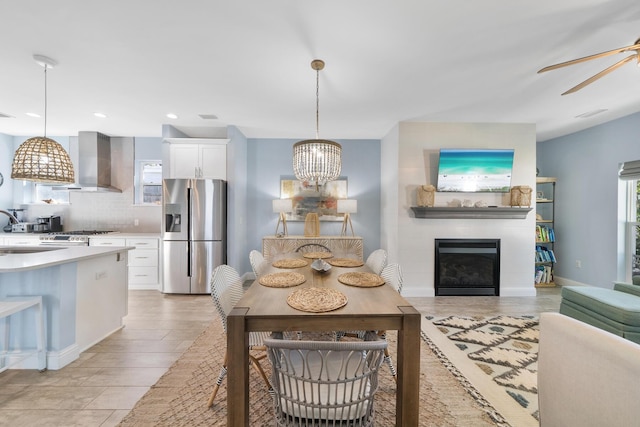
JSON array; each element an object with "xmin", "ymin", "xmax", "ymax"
[{"xmin": 619, "ymin": 160, "xmax": 640, "ymax": 180}]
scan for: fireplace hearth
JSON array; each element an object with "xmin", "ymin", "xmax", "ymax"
[{"xmin": 434, "ymin": 239, "xmax": 500, "ymax": 296}]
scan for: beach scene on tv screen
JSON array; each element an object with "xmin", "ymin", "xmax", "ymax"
[{"xmin": 437, "ymin": 149, "xmax": 514, "ymax": 192}]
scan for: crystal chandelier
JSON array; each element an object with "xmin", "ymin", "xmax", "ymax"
[
  {"xmin": 293, "ymin": 59, "xmax": 342, "ymax": 186},
  {"xmin": 11, "ymin": 55, "xmax": 75, "ymax": 184}
]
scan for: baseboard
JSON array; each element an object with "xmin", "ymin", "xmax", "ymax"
[
  {"xmin": 553, "ymin": 276, "xmax": 589, "ymax": 287},
  {"xmin": 4, "ymin": 343, "xmax": 81, "ymax": 371},
  {"xmin": 129, "ymin": 284, "xmax": 160, "ymax": 291}
]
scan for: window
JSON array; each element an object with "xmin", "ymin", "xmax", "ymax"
[
  {"xmin": 34, "ymin": 183, "xmax": 70, "ymax": 204},
  {"xmin": 135, "ymin": 161, "xmax": 162, "ymax": 205},
  {"xmin": 621, "ymin": 178, "xmax": 640, "ymax": 284}
]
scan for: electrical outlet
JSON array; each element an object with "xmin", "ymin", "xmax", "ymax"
[{"xmin": 575, "ymin": 260, "xmax": 582, "ymax": 268}]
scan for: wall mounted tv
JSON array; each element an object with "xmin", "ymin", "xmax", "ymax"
[{"xmin": 436, "ymin": 149, "xmax": 514, "ymax": 193}]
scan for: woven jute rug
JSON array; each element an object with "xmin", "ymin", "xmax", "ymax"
[{"xmin": 118, "ymin": 312, "xmax": 509, "ymax": 427}]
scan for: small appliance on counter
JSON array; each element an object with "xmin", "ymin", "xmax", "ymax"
[
  {"xmin": 11, "ymin": 222, "xmax": 35, "ymax": 233},
  {"xmin": 35, "ymin": 215, "xmax": 62, "ymax": 233}
]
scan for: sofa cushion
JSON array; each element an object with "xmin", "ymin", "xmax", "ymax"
[
  {"xmin": 561, "ymin": 286, "xmax": 640, "ymax": 326},
  {"xmin": 614, "ymin": 282, "xmax": 640, "ymax": 298}
]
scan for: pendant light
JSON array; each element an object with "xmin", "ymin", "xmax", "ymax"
[
  {"xmin": 11, "ymin": 55, "xmax": 75, "ymax": 184},
  {"xmin": 292, "ymin": 59, "xmax": 342, "ymax": 187}
]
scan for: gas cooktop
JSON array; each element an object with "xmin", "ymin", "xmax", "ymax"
[{"xmin": 48, "ymin": 230, "xmax": 115, "ymax": 236}]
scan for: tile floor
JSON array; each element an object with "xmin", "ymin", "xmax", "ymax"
[{"xmin": 0, "ymin": 287, "xmax": 561, "ymax": 426}]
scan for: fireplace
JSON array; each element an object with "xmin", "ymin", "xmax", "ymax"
[{"xmin": 434, "ymin": 239, "xmax": 500, "ymax": 296}]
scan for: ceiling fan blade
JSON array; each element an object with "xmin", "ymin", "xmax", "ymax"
[
  {"xmin": 538, "ymin": 42, "xmax": 640, "ymax": 73},
  {"xmin": 561, "ymin": 54, "xmax": 637, "ymax": 95}
]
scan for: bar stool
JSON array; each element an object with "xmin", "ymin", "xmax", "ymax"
[{"xmin": 0, "ymin": 296, "xmax": 46, "ymax": 372}]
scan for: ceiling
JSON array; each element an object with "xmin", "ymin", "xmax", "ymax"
[{"xmin": 1, "ymin": 1, "xmax": 640, "ymax": 142}]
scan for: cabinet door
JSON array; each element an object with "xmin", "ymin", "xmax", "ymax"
[
  {"xmin": 89, "ymin": 238, "xmax": 127, "ymax": 247},
  {"xmin": 199, "ymin": 144, "xmax": 227, "ymax": 179},
  {"xmin": 128, "ymin": 248, "xmax": 157, "ymax": 266},
  {"xmin": 169, "ymin": 144, "xmax": 200, "ymax": 178},
  {"xmin": 4, "ymin": 235, "xmax": 41, "ymax": 246}
]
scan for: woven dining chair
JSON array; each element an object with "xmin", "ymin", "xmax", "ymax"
[
  {"xmin": 336, "ymin": 263, "xmax": 403, "ymax": 381},
  {"xmin": 264, "ymin": 333, "xmax": 387, "ymax": 427},
  {"xmin": 249, "ymin": 249, "xmax": 267, "ymax": 277},
  {"xmin": 207, "ymin": 264, "xmax": 273, "ymax": 408},
  {"xmin": 377, "ymin": 263, "xmax": 404, "ymax": 381},
  {"xmin": 295, "ymin": 243, "xmax": 332, "ymax": 254},
  {"xmin": 365, "ymin": 249, "xmax": 387, "ymax": 275}
]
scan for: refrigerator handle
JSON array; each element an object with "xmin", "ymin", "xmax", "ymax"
[
  {"xmin": 187, "ymin": 241, "xmax": 192, "ymax": 277},
  {"xmin": 187, "ymin": 187, "xmax": 192, "ymax": 277}
]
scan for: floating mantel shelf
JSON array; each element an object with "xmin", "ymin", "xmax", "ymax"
[{"xmin": 411, "ymin": 206, "xmax": 532, "ymax": 219}]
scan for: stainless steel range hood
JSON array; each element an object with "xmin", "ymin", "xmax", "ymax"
[{"xmin": 58, "ymin": 131, "xmax": 121, "ymax": 192}]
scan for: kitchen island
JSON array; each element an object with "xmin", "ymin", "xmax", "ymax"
[{"xmin": 0, "ymin": 245, "xmax": 132, "ymax": 370}]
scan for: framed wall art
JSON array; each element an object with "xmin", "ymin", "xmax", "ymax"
[{"xmin": 280, "ymin": 178, "xmax": 348, "ymax": 221}]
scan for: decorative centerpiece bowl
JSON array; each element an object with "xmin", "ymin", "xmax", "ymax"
[{"xmin": 311, "ymin": 258, "xmax": 331, "ymax": 272}]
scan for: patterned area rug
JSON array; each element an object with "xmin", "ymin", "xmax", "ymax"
[
  {"xmin": 422, "ymin": 315, "xmax": 540, "ymax": 427},
  {"xmin": 118, "ymin": 312, "xmax": 511, "ymax": 426}
]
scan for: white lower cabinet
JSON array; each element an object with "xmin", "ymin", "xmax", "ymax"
[
  {"xmin": 90, "ymin": 235, "xmax": 160, "ymax": 291},
  {"xmin": 126, "ymin": 238, "xmax": 159, "ymax": 289},
  {"xmin": 2, "ymin": 235, "xmax": 42, "ymax": 246}
]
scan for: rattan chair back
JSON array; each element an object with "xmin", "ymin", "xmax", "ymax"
[
  {"xmin": 250, "ymin": 249, "xmax": 267, "ymax": 277},
  {"xmin": 264, "ymin": 336, "xmax": 387, "ymax": 426},
  {"xmin": 210, "ymin": 265, "xmax": 245, "ymax": 334},
  {"xmin": 380, "ymin": 263, "xmax": 403, "ymax": 295},
  {"xmin": 365, "ymin": 249, "xmax": 387, "ymax": 275},
  {"xmin": 295, "ymin": 243, "xmax": 332, "ymax": 254}
]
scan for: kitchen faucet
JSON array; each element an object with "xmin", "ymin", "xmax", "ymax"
[{"xmin": 0, "ymin": 209, "xmax": 20, "ymax": 224}]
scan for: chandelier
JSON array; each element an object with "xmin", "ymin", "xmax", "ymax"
[
  {"xmin": 293, "ymin": 59, "xmax": 342, "ymax": 186},
  {"xmin": 11, "ymin": 55, "xmax": 75, "ymax": 184}
]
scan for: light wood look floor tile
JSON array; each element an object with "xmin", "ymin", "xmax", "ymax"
[{"xmin": 0, "ymin": 287, "xmax": 562, "ymax": 424}]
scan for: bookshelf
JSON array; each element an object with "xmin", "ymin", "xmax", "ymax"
[{"xmin": 535, "ymin": 177, "xmax": 557, "ymax": 287}]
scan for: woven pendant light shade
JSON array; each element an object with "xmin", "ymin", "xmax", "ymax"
[{"xmin": 11, "ymin": 136, "xmax": 75, "ymax": 183}]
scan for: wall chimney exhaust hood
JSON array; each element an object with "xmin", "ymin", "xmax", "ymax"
[{"xmin": 54, "ymin": 131, "xmax": 121, "ymax": 192}]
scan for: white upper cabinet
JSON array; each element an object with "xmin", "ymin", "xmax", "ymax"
[{"xmin": 164, "ymin": 138, "xmax": 228, "ymax": 179}]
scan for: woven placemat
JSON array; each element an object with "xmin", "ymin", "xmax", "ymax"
[
  {"xmin": 259, "ymin": 272, "xmax": 306, "ymax": 288},
  {"xmin": 287, "ymin": 287, "xmax": 348, "ymax": 312},
  {"xmin": 338, "ymin": 272, "xmax": 385, "ymax": 287},
  {"xmin": 326, "ymin": 258, "xmax": 364, "ymax": 268},
  {"xmin": 302, "ymin": 251, "xmax": 333, "ymax": 259},
  {"xmin": 272, "ymin": 258, "xmax": 308, "ymax": 269}
]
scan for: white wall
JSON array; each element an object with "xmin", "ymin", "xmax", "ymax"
[{"xmin": 384, "ymin": 121, "xmax": 537, "ymax": 297}]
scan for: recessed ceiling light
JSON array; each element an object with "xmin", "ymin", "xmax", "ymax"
[
  {"xmin": 166, "ymin": 113, "xmax": 178, "ymax": 119},
  {"xmin": 93, "ymin": 112, "xmax": 107, "ymax": 118},
  {"xmin": 26, "ymin": 112, "xmax": 41, "ymax": 118},
  {"xmin": 199, "ymin": 114, "xmax": 218, "ymax": 120}
]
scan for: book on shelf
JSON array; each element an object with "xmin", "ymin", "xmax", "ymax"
[
  {"xmin": 535, "ymin": 245, "xmax": 556, "ymax": 263},
  {"xmin": 535, "ymin": 225, "xmax": 555, "ymax": 242},
  {"xmin": 535, "ymin": 265, "xmax": 554, "ymax": 284}
]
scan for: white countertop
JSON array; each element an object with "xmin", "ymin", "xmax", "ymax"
[{"xmin": 0, "ymin": 245, "xmax": 133, "ymax": 272}]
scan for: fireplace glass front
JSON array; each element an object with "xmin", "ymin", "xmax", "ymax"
[{"xmin": 434, "ymin": 239, "xmax": 500, "ymax": 296}]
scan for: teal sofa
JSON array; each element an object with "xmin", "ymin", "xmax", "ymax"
[{"xmin": 559, "ymin": 282, "xmax": 640, "ymax": 344}]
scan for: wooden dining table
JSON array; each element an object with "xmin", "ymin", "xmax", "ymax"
[{"xmin": 226, "ymin": 254, "xmax": 421, "ymax": 426}]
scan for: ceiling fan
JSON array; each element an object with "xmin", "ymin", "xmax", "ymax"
[{"xmin": 538, "ymin": 37, "xmax": 640, "ymax": 95}]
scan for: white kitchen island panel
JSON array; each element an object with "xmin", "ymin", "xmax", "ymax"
[{"xmin": 0, "ymin": 246, "xmax": 130, "ymax": 370}]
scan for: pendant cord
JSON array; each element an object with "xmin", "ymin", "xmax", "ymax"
[
  {"xmin": 44, "ymin": 67, "xmax": 48, "ymax": 138},
  {"xmin": 315, "ymin": 67, "xmax": 320, "ymax": 140}
]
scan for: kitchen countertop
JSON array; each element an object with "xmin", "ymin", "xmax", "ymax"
[{"xmin": 0, "ymin": 245, "xmax": 133, "ymax": 272}]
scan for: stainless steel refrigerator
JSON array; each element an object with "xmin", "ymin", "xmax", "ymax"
[{"xmin": 162, "ymin": 179, "xmax": 226, "ymax": 294}]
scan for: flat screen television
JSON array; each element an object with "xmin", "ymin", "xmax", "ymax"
[{"xmin": 436, "ymin": 148, "xmax": 514, "ymax": 193}]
